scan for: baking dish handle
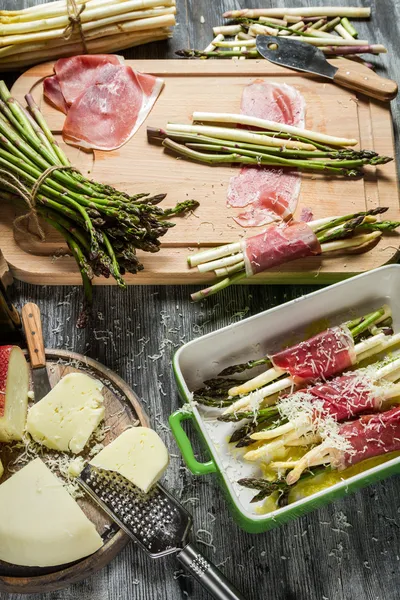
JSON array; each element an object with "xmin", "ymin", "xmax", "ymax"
[{"xmin": 169, "ymin": 411, "xmax": 217, "ymax": 476}]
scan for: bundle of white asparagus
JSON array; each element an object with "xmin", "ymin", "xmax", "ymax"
[
  {"xmin": 0, "ymin": 0, "xmax": 176, "ymax": 70},
  {"xmin": 180, "ymin": 6, "xmax": 387, "ymax": 59}
]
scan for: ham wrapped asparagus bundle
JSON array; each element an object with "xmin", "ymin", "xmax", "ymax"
[
  {"xmin": 187, "ymin": 210, "xmax": 400, "ymax": 301},
  {"xmin": 194, "ymin": 305, "xmax": 394, "ymax": 412},
  {"xmin": 282, "ymin": 405, "xmax": 400, "ymax": 485},
  {"xmin": 244, "ymin": 356, "xmax": 400, "ymax": 463}
]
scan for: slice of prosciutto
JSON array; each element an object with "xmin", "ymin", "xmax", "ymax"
[
  {"xmin": 338, "ymin": 405, "xmax": 400, "ymax": 468},
  {"xmin": 62, "ymin": 66, "xmax": 164, "ymax": 151},
  {"xmin": 270, "ymin": 323, "xmax": 356, "ymax": 384},
  {"xmin": 309, "ymin": 374, "xmax": 383, "ymax": 421},
  {"xmin": 241, "ymin": 220, "xmax": 321, "ymax": 277},
  {"xmin": 228, "ymin": 81, "xmax": 306, "ymax": 227},
  {"xmin": 42, "ymin": 55, "xmax": 164, "ymax": 152}
]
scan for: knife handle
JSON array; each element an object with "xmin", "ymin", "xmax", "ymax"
[
  {"xmin": 333, "ymin": 65, "xmax": 398, "ymax": 102},
  {"xmin": 21, "ymin": 303, "xmax": 46, "ymax": 369}
]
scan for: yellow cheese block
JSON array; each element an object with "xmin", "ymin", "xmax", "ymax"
[
  {"xmin": 26, "ymin": 372, "xmax": 105, "ymax": 454},
  {"xmin": 0, "ymin": 458, "xmax": 103, "ymax": 567},
  {"xmin": 90, "ymin": 427, "xmax": 169, "ymax": 493}
]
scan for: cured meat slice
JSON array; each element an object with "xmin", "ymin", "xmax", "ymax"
[
  {"xmin": 54, "ymin": 54, "xmax": 124, "ymax": 106},
  {"xmin": 229, "ymin": 169, "xmax": 301, "ymax": 227},
  {"xmin": 241, "ymin": 81, "xmax": 306, "ymax": 125},
  {"xmin": 339, "ymin": 405, "xmax": 400, "ymax": 468},
  {"xmin": 270, "ymin": 323, "xmax": 356, "ymax": 383},
  {"xmin": 228, "ymin": 81, "xmax": 306, "ymax": 227},
  {"xmin": 309, "ymin": 374, "xmax": 382, "ymax": 421},
  {"xmin": 43, "ymin": 76, "xmax": 68, "ymax": 115},
  {"xmin": 242, "ymin": 220, "xmax": 321, "ymax": 277},
  {"xmin": 62, "ymin": 66, "xmax": 164, "ymax": 151}
]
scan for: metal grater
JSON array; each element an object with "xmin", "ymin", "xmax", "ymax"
[{"xmin": 78, "ymin": 465, "xmax": 246, "ymax": 600}]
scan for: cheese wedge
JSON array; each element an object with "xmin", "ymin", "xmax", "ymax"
[
  {"xmin": 26, "ymin": 372, "xmax": 105, "ymax": 454},
  {"xmin": 90, "ymin": 427, "xmax": 169, "ymax": 493},
  {"xmin": 0, "ymin": 458, "xmax": 103, "ymax": 567},
  {"xmin": 0, "ymin": 345, "xmax": 29, "ymax": 442}
]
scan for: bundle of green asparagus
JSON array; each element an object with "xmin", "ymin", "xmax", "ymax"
[
  {"xmin": 148, "ymin": 112, "xmax": 393, "ymax": 177},
  {"xmin": 177, "ymin": 6, "xmax": 387, "ymax": 60},
  {"xmin": 0, "ymin": 81, "xmax": 198, "ymax": 325},
  {"xmin": 0, "ymin": 0, "xmax": 176, "ymax": 70}
]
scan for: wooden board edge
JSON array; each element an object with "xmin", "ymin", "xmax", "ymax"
[
  {"xmin": 0, "ymin": 349, "xmax": 150, "ymax": 594},
  {"xmin": 3, "ymin": 248, "xmax": 400, "ymax": 286}
]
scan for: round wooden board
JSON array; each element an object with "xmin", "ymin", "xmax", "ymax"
[{"xmin": 0, "ymin": 349, "xmax": 149, "ymax": 594}]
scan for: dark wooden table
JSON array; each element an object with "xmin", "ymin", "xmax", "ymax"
[{"xmin": 2, "ymin": 1, "xmax": 400, "ymax": 599}]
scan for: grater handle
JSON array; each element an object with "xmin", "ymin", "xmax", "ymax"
[{"xmin": 177, "ymin": 543, "xmax": 247, "ymax": 600}]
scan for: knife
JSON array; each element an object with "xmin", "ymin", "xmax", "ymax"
[
  {"xmin": 21, "ymin": 302, "xmax": 52, "ymax": 401},
  {"xmin": 256, "ymin": 35, "xmax": 398, "ymax": 102}
]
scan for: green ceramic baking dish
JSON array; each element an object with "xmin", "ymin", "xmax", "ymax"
[{"xmin": 170, "ymin": 265, "xmax": 400, "ymax": 533}]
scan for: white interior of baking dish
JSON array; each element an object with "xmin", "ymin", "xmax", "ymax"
[{"xmin": 174, "ymin": 265, "xmax": 400, "ymax": 522}]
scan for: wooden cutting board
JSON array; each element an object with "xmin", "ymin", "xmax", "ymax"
[
  {"xmin": 0, "ymin": 349, "xmax": 148, "ymax": 594},
  {"xmin": 1, "ymin": 59, "xmax": 399, "ymax": 285}
]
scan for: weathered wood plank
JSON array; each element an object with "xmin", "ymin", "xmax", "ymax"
[{"xmin": 1, "ymin": 0, "xmax": 400, "ymax": 599}]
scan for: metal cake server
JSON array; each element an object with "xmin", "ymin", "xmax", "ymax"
[
  {"xmin": 78, "ymin": 465, "xmax": 246, "ymax": 600},
  {"xmin": 21, "ymin": 302, "xmax": 51, "ymax": 401},
  {"xmin": 256, "ymin": 35, "xmax": 398, "ymax": 102}
]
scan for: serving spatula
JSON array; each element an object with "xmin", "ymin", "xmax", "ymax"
[
  {"xmin": 256, "ymin": 35, "xmax": 398, "ymax": 102},
  {"xmin": 78, "ymin": 465, "xmax": 246, "ymax": 600},
  {"xmin": 21, "ymin": 302, "xmax": 51, "ymax": 401}
]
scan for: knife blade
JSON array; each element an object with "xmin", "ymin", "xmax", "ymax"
[
  {"xmin": 21, "ymin": 303, "xmax": 51, "ymax": 401},
  {"xmin": 256, "ymin": 35, "xmax": 398, "ymax": 102}
]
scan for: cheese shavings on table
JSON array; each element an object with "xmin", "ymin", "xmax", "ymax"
[
  {"xmin": 0, "ymin": 458, "xmax": 103, "ymax": 567},
  {"xmin": 26, "ymin": 372, "xmax": 105, "ymax": 454},
  {"xmin": 90, "ymin": 427, "xmax": 169, "ymax": 493}
]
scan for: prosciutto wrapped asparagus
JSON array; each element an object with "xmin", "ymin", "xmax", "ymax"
[
  {"xmin": 187, "ymin": 210, "xmax": 400, "ymax": 301},
  {"xmin": 244, "ymin": 356, "xmax": 400, "ymax": 462},
  {"xmin": 283, "ymin": 405, "xmax": 400, "ymax": 485}
]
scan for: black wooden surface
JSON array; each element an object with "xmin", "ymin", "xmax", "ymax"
[{"xmin": 1, "ymin": 1, "xmax": 400, "ymax": 599}]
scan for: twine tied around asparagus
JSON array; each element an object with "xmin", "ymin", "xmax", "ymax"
[
  {"xmin": 0, "ymin": 165, "xmax": 77, "ymax": 242},
  {"xmin": 63, "ymin": 0, "xmax": 89, "ymax": 54}
]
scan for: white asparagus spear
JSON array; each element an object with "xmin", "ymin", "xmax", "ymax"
[
  {"xmin": 278, "ymin": 21, "xmax": 305, "ymax": 35},
  {"xmin": 259, "ymin": 16, "xmax": 288, "ymax": 26},
  {"xmin": 203, "ymin": 33, "xmax": 224, "ymax": 53},
  {"xmin": 223, "ymin": 8, "xmax": 371, "ymax": 18},
  {"xmin": 357, "ymin": 332, "xmax": 400, "ymax": 362},
  {"xmin": 188, "ymin": 242, "xmax": 241, "ymax": 268},
  {"xmin": 166, "ymin": 124, "xmax": 316, "ymax": 150},
  {"xmin": 191, "ymin": 112, "xmax": 358, "ymax": 147},
  {"xmin": 335, "ymin": 23, "xmax": 355, "ymax": 40},
  {"xmin": 212, "ymin": 24, "xmax": 242, "ymax": 36},
  {"xmin": 248, "ymin": 24, "xmax": 279, "ymax": 37},
  {"xmin": 197, "ymin": 253, "xmax": 244, "ymax": 273}
]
